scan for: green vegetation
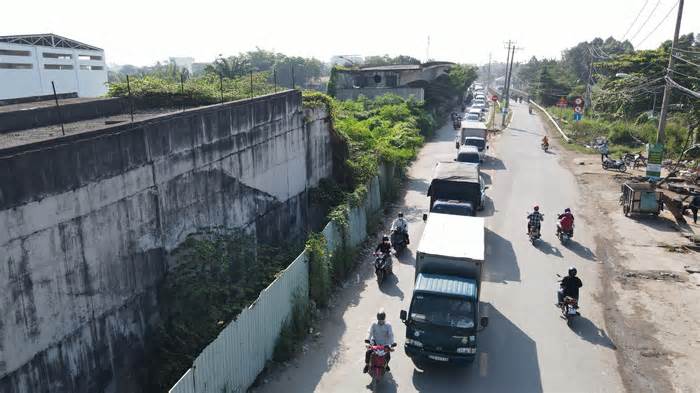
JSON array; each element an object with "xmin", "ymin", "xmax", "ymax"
[
  {"xmin": 518, "ymin": 34, "xmax": 699, "ymax": 157},
  {"xmin": 146, "ymin": 230, "xmax": 303, "ymax": 392},
  {"xmin": 273, "ymin": 293, "xmax": 311, "ymax": 362}
]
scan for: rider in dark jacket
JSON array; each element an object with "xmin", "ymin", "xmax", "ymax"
[
  {"xmin": 375, "ymin": 235, "xmax": 391, "ymax": 255},
  {"xmin": 558, "ymin": 267, "xmax": 583, "ymax": 306}
]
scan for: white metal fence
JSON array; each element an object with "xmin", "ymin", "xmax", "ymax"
[{"xmin": 168, "ymin": 173, "xmax": 385, "ymax": 393}]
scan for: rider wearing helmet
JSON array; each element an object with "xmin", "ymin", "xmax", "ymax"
[
  {"xmin": 391, "ymin": 212, "xmax": 409, "ymax": 244},
  {"xmin": 363, "ymin": 310, "xmax": 395, "ymax": 373},
  {"xmin": 557, "ymin": 208, "xmax": 575, "ymax": 237},
  {"xmin": 542, "ymin": 135, "xmax": 549, "ymax": 148},
  {"xmin": 558, "ymin": 267, "xmax": 583, "ymax": 306},
  {"xmin": 375, "ymin": 235, "xmax": 392, "ymax": 255},
  {"xmin": 527, "ymin": 205, "xmax": 544, "ymax": 236}
]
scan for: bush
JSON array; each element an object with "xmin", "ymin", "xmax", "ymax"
[
  {"xmin": 273, "ymin": 294, "xmax": 310, "ymax": 362},
  {"xmin": 306, "ymin": 233, "xmax": 332, "ymax": 306}
]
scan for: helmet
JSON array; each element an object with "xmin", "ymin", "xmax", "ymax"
[
  {"xmin": 382, "ymin": 235, "xmax": 389, "ymax": 241},
  {"xmin": 568, "ymin": 267, "xmax": 577, "ymax": 277},
  {"xmin": 398, "ymin": 212, "xmax": 404, "ymax": 218},
  {"xmin": 564, "ymin": 208, "xmax": 571, "ymax": 213},
  {"xmin": 534, "ymin": 205, "xmax": 540, "ymax": 211},
  {"xmin": 377, "ymin": 310, "xmax": 386, "ymax": 321}
]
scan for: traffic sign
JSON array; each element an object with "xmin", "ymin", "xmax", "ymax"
[
  {"xmin": 574, "ymin": 106, "xmax": 583, "ymax": 113},
  {"xmin": 557, "ymin": 97, "xmax": 568, "ymax": 108},
  {"xmin": 491, "ymin": 95, "xmax": 498, "ymax": 102},
  {"xmin": 574, "ymin": 97, "xmax": 583, "ymax": 106}
]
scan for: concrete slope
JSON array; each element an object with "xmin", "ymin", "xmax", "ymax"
[{"xmin": 254, "ymin": 101, "xmax": 623, "ymax": 393}]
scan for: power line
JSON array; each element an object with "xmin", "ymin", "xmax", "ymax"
[
  {"xmin": 670, "ymin": 68, "xmax": 700, "ymax": 81},
  {"xmin": 673, "ymin": 54, "xmax": 700, "ymax": 68},
  {"xmin": 629, "ymin": 0, "xmax": 663, "ymax": 42},
  {"xmin": 622, "ymin": 0, "xmax": 650, "ymax": 40},
  {"xmin": 674, "ymin": 47, "xmax": 700, "ymax": 54},
  {"xmin": 636, "ymin": 0, "xmax": 680, "ymax": 47},
  {"xmin": 666, "ymin": 76, "xmax": 700, "ymax": 98}
]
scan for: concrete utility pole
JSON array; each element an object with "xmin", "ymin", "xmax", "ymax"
[
  {"xmin": 656, "ymin": 0, "xmax": 684, "ymax": 145},
  {"xmin": 501, "ymin": 42, "xmax": 517, "ymax": 126},
  {"xmin": 487, "ymin": 53, "xmax": 492, "ymax": 89},
  {"xmin": 501, "ymin": 41, "xmax": 512, "ymax": 126}
]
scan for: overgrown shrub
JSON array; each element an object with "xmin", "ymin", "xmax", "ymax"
[
  {"xmin": 273, "ymin": 293, "xmax": 310, "ymax": 362},
  {"xmin": 306, "ymin": 233, "xmax": 332, "ymax": 306}
]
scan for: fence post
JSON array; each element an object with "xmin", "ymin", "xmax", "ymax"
[
  {"xmin": 180, "ymin": 73, "xmax": 185, "ymax": 111},
  {"xmin": 250, "ymin": 70, "xmax": 253, "ymax": 99},
  {"xmin": 291, "ymin": 65, "xmax": 295, "ymax": 90},
  {"xmin": 219, "ymin": 73, "xmax": 224, "ymax": 104},
  {"xmin": 273, "ymin": 68, "xmax": 277, "ymax": 93},
  {"xmin": 50, "ymin": 81, "xmax": 65, "ymax": 136},
  {"xmin": 126, "ymin": 75, "xmax": 134, "ymax": 122}
]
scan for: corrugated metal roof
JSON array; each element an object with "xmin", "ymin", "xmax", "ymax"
[
  {"xmin": 417, "ymin": 213, "xmax": 484, "ymax": 260},
  {"xmin": 415, "ymin": 273, "xmax": 478, "ymax": 298}
]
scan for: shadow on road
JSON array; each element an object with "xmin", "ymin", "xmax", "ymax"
[
  {"xmin": 410, "ymin": 304, "xmax": 543, "ymax": 392},
  {"xmin": 405, "ymin": 177, "xmax": 431, "ymax": 194},
  {"xmin": 482, "ymin": 156, "xmax": 506, "ymax": 170},
  {"xmin": 379, "ymin": 272, "xmax": 405, "ymax": 301},
  {"xmin": 509, "ymin": 127, "xmax": 544, "ymax": 137},
  {"xmin": 566, "ymin": 241, "xmax": 597, "ymax": 262},
  {"xmin": 395, "ymin": 247, "xmax": 415, "ymax": 266},
  {"xmin": 483, "ymin": 228, "xmax": 520, "ymax": 283},
  {"xmin": 537, "ymin": 240, "xmax": 563, "ymax": 258},
  {"xmin": 479, "ymin": 195, "xmax": 497, "ymax": 218},
  {"xmin": 629, "ymin": 215, "xmax": 678, "ymax": 233},
  {"xmin": 368, "ymin": 367, "xmax": 399, "ymax": 393},
  {"xmin": 570, "ymin": 316, "xmax": 617, "ymax": 350}
]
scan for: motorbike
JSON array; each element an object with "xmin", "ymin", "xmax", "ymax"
[
  {"xmin": 365, "ymin": 341, "xmax": 396, "ymax": 391},
  {"xmin": 373, "ymin": 252, "xmax": 392, "ymax": 284},
  {"xmin": 390, "ymin": 229, "xmax": 407, "ymax": 254},
  {"xmin": 529, "ymin": 106, "xmax": 533, "ymax": 114},
  {"xmin": 556, "ymin": 224, "xmax": 574, "ymax": 245},
  {"xmin": 622, "ymin": 152, "xmax": 647, "ymax": 169},
  {"xmin": 602, "ymin": 157, "xmax": 627, "ymax": 172},
  {"xmin": 527, "ymin": 218, "xmax": 543, "ymax": 245},
  {"xmin": 541, "ymin": 142, "xmax": 549, "ymax": 152},
  {"xmin": 560, "ymin": 296, "xmax": 579, "ymax": 325}
]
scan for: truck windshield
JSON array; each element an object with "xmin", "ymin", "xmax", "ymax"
[
  {"xmin": 464, "ymin": 139, "xmax": 485, "ymax": 150},
  {"xmin": 410, "ymin": 294, "xmax": 474, "ymax": 328},
  {"xmin": 457, "ymin": 152, "xmax": 480, "ymax": 163}
]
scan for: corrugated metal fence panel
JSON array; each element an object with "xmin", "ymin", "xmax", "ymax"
[
  {"xmin": 174, "ymin": 251, "xmax": 308, "ymax": 393},
  {"xmin": 168, "ymin": 368, "xmax": 195, "ymax": 393}
]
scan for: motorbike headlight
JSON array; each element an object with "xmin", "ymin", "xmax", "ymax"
[{"xmin": 406, "ymin": 339, "xmax": 423, "ymax": 348}]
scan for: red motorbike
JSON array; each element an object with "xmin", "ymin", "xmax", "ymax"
[{"xmin": 365, "ymin": 341, "xmax": 396, "ymax": 391}]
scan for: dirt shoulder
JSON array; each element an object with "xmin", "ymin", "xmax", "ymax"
[{"xmin": 541, "ymin": 113, "xmax": 700, "ymax": 393}]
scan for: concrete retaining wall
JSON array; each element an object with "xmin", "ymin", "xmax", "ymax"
[
  {"xmin": 0, "ymin": 97, "xmax": 129, "ymax": 133},
  {"xmin": 0, "ymin": 90, "xmax": 333, "ymax": 393}
]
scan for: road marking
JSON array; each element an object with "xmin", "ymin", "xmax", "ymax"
[{"xmin": 480, "ymin": 352, "xmax": 488, "ymax": 377}]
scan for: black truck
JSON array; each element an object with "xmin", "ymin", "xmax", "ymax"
[{"xmin": 427, "ymin": 161, "xmax": 487, "ymax": 214}]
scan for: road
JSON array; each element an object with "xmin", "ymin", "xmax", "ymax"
[{"xmin": 254, "ymin": 101, "xmax": 623, "ymax": 393}]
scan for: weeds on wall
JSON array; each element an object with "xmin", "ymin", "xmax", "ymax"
[
  {"xmin": 305, "ymin": 233, "xmax": 332, "ymax": 307},
  {"xmin": 273, "ymin": 292, "xmax": 311, "ymax": 362},
  {"xmin": 146, "ymin": 230, "xmax": 302, "ymax": 391}
]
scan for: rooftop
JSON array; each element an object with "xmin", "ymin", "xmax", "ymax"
[{"xmin": 0, "ymin": 34, "xmax": 102, "ymax": 51}]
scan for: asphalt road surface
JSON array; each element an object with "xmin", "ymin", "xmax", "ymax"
[{"xmin": 255, "ymin": 101, "xmax": 623, "ymax": 393}]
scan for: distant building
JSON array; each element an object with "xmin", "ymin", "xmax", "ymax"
[
  {"xmin": 331, "ymin": 62, "xmax": 455, "ymax": 101},
  {"xmin": 169, "ymin": 56, "xmax": 195, "ymax": 73},
  {"xmin": 0, "ymin": 34, "xmax": 108, "ymax": 100},
  {"xmin": 330, "ymin": 55, "xmax": 363, "ymax": 67}
]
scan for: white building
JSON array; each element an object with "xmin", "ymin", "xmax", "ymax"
[
  {"xmin": 0, "ymin": 34, "xmax": 108, "ymax": 100},
  {"xmin": 169, "ymin": 57, "xmax": 195, "ymax": 73}
]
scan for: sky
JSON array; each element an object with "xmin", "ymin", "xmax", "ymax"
[{"xmin": 2, "ymin": 0, "xmax": 698, "ymax": 67}]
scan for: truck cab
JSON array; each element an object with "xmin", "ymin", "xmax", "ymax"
[
  {"xmin": 400, "ymin": 213, "xmax": 489, "ymax": 365},
  {"xmin": 463, "ymin": 137, "xmax": 487, "ymax": 162}
]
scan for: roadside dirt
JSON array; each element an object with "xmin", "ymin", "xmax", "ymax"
[{"xmin": 543, "ymin": 117, "xmax": 700, "ymax": 393}]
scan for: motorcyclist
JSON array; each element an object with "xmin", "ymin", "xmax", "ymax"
[
  {"xmin": 541, "ymin": 135, "xmax": 549, "ymax": 149},
  {"xmin": 390, "ymin": 212, "xmax": 409, "ymax": 244},
  {"xmin": 375, "ymin": 235, "xmax": 391, "ymax": 256},
  {"xmin": 558, "ymin": 267, "xmax": 583, "ymax": 306},
  {"xmin": 363, "ymin": 310, "xmax": 395, "ymax": 373},
  {"xmin": 527, "ymin": 205, "xmax": 544, "ymax": 236},
  {"xmin": 557, "ymin": 208, "xmax": 575, "ymax": 237},
  {"xmin": 529, "ymin": 105, "xmax": 533, "ymax": 114}
]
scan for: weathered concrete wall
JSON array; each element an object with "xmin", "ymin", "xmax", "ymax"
[
  {"xmin": 0, "ymin": 90, "xmax": 333, "ymax": 393},
  {"xmin": 0, "ymin": 97, "xmax": 129, "ymax": 133}
]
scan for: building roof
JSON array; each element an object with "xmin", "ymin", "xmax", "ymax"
[
  {"xmin": 0, "ymin": 34, "xmax": 102, "ymax": 51},
  {"xmin": 359, "ymin": 64, "xmax": 422, "ymax": 71},
  {"xmin": 415, "ymin": 273, "xmax": 478, "ymax": 299},
  {"xmin": 417, "ymin": 213, "xmax": 484, "ymax": 260}
]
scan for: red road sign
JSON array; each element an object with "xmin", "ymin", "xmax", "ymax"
[
  {"xmin": 574, "ymin": 106, "xmax": 583, "ymax": 113},
  {"xmin": 491, "ymin": 95, "xmax": 498, "ymax": 102},
  {"xmin": 574, "ymin": 97, "xmax": 583, "ymax": 106},
  {"xmin": 557, "ymin": 97, "xmax": 568, "ymax": 108}
]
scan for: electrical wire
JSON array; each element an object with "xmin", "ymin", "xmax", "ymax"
[
  {"xmin": 673, "ymin": 55, "xmax": 700, "ymax": 69},
  {"xmin": 622, "ymin": 0, "xmax": 650, "ymax": 40},
  {"xmin": 629, "ymin": 0, "xmax": 663, "ymax": 42},
  {"xmin": 636, "ymin": 0, "xmax": 680, "ymax": 47},
  {"xmin": 673, "ymin": 47, "xmax": 700, "ymax": 55},
  {"xmin": 670, "ymin": 68, "xmax": 700, "ymax": 81}
]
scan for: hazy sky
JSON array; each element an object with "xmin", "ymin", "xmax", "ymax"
[{"xmin": 2, "ymin": 0, "xmax": 698, "ymax": 66}]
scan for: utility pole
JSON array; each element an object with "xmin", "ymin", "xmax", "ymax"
[
  {"xmin": 487, "ymin": 53, "xmax": 492, "ymax": 89},
  {"xmin": 501, "ymin": 42, "xmax": 516, "ymax": 126},
  {"xmin": 585, "ymin": 52, "xmax": 594, "ymax": 114},
  {"xmin": 656, "ymin": 0, "xmax": 684, "ymax": 145}
]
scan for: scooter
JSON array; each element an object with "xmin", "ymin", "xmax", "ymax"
[
  {"xmin": 527, "ymin": 215, "xmax": 543, "ymax": 245},
  {"xmin": 556, "ymin": 275, "xmax": 580, "ymax": 326},
  {"xmin": 541, "ymin": 142, "xmax": 549, "ymax": 152},
  {"xmin": 365, "ymin": 341, "xmax": 396, "ymax": 392},
  {"xmin": 390, "ymin": 229, "xmax": 407, "ymax": 254},
  {"xmin": 602, "ymin": 157, "xmax": 627, "ymax": 172},
  {"xmin": 373, "ymin": 252, "xmax": 392, "ymax": 285},
  {"xmin": 556, "ymin": 224, "xmax": 574, "ymax": 245}
]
